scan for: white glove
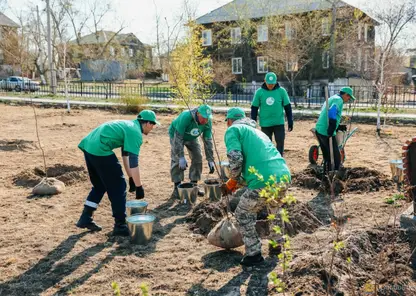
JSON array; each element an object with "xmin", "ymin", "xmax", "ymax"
[{"xmin": 179, "ymin": 157, "xmax": 187, "ymax": 170}]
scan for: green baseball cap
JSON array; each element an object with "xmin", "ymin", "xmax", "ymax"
[
  {"xmin": 198, "ymin": 104, "xmax": 213, "ymax": 119},
  {"xmin": 265, "ymin": 72, "xmax": 277, "ymax": 84},
  {"xmin": 340, "ymin": 87, "xmax": 356, "ymax": 101},
  {"xmin": 137, "ymin": 110, "xmax": 160, "ymax": 125},
  {"xmin": 225, "ymin": 107, "xmax": 246, "ymax": 121}
]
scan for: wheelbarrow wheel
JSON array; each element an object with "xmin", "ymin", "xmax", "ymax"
[
  {"xmin": 340, "ymin": 148, "xmax": 346, "ymax": 164},
  {"xmin": 309, "ymin": 145, "xmax": 319, "ymax": 165}
]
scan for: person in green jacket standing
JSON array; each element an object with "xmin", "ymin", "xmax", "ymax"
[
  {"xmin": 169, "ymin": 104, "xmax": 215, "ymax": 197},
  {"xmin": 315, "ymin": 87, "xmax": 355, "ymax": 172},
  {"xmin": 251, "ymin": 72, "xmax": 293, "ymax": 156},
  {"xmin": 222, "ymin": 107, "xmax": 291, "ymax": 267},
  {"xmin": 76, "ymin": 110, "xmax": 160, "ymax": 236}
]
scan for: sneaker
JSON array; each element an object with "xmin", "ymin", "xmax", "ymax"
[
  {"xmin": 112, "ymin": 223, "xmax": 130, "ymax": 236},
  {"xmin": 240, "ymin": 253, "xmax": 265, "ymax": 267},
  {"xmin": 171, "ymin": 186, "xmax": 180, "ymax": 199}
]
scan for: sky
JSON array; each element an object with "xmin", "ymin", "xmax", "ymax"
[{"xmin": 2, "ymin": 0, "xmax": 416, "ymax": 48}]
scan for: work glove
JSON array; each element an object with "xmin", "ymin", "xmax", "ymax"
[
  {"xmin": 221, "ymin": 178, "xmax": 238, "ymax": 196},
  {"xmin": 208, "ymin": 161, "xmax": 215, "ymax": 174},
  {"xmin": 288, "ymin": 120, "xmax": 293, "ymax": 132},
  {"xmin": 179, "ymin": 157, "xmax": 188, "ymax": 170},
  {"xmin": 136, "ymin": 186, "xmax": 145, "ymax": 199},
  {"xmin": 128, "ymin": 177, "xmax": 136, "ymax": 192}
]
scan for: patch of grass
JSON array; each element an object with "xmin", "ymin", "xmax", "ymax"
[{"xmin": 384, "ymin": 193, "xmax": 406, "ymax": 204}]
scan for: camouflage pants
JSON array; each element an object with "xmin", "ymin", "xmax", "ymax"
[
  {"xmin": 170, "ymin": 137, "xmax": 203, "ymax": 183},
  {"xmin": 234, "ymin": 186, "xmax": 285, "ymax": 257}
]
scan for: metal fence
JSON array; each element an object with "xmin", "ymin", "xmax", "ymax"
[{"xmin": 2, "ymin": 81, "xmax": 416, "ymax": 109}]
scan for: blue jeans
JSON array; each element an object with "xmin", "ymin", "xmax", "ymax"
[{"xmin": 83, "ymin": 151, "xmax": 127, "ymax": 223}]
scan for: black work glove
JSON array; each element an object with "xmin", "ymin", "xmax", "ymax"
[
  {"xmin": 136, "ymin": 186, "xmax": 144, "ymax": 199},
  {"xmin": 288, "ymin": 120, "xmax": 293, "ymax": 132},
  {"xmin": 128, "ymin": 177, "xmax": 136, "ymax": 192}
]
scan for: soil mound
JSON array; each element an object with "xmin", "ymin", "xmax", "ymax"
[
  {"xmin": 293, "ymin": 166, "xmax": 394, "ymax": 194},
  {"xmin": 187, "ymin": 199, "xmax": 326, "ymax": 237},
  {"xmin": 13, "ymin": 164, "xmax": 87, "ymax": 187},
  {"xmin": 0, "ymin": 139, "xmax": 37, "ymax": 151},
  {"xmin": 287, "ymin": 227, "xmax": 413, "ymax": 295}
]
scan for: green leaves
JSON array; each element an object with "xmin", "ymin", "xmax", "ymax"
[{"xmin": 333, "ymin": 240, "xmax": 345, "ymax": 252}]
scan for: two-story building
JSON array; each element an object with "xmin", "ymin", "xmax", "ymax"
[
  {"xmin": 70, "ymin": 30, "xmax": 153, "ymax": 81},
  {"xmin": 196, "ymin": 0, "xmax": 378, "ymax": 93},
  {"xmin": 0, "ymin": 12, "xmax": 20, "ymax": 78}
]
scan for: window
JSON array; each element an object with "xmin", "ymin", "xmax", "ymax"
[
  {"xmin": 357, "ymin": 48, "xmax": 362, "ymax": 70},
  {"xmin": 257, "ymin": 25, "xmax": 268, "ymax": 42},
  {"xmin": 109, "ymin": 46, "xmax": 115, "ymax": 56},
  {"xmin": 120, "ymin": 48, "xmax": 126, "ymax": 56},
  {"xmin": 129, "ymin": 48, "xmax": 134, "ymax": 57},
  {"xmin": 286, "ymin": 60, "xmax": 298, "ymax": 72},
  {"xmin": 285, "ymin": 22, "xmax": 296, "ymax": 40},
  {"xmin": 322, "ymin": 51, "xmax": 330, "ymax": 69},
  {"xmin": 257, "ymin": 56, "xmax": 268, "ymax": 73},
  {"xmin": 202, "ymin": 29, "xmax": 212, "ymax": 46},
  {"xmin": 358, "ymin": 23, "xmax": 362, "ymax": 40},
  {"xmin": 232, "ymin": 57, "xmax": 242, "ymax": 74},
  {"xmin": 364, "ymin": 50, "xmax": 369, "ymax": 71},
  {"xmin": 346, "ymin": 51, "xmax": 351, "ymax": 64},
  {"xmin": 322, "ymin": 18, "xmax": 330, "ymax": 36},
  {"xmin": 231, "ymin": 27, "xmax": 241, "ymax": 44},
  {"xmin": 364, "ymin": 23, "xmax": 368, "ymax": 42}
]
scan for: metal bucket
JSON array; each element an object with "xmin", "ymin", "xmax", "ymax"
[
  {"xmin": 396, "ymin": 164, "xmax": 404, "ymax": 183},
  {"xmin": 177, "ymin": 183, "xmax": 198, "ymax": 205},
  {"xmin": 219, "ymin": 161, "xmax": 230, "ymax": 180},
  {"xmin": 127, "ymin": 214, "xmax": 156, "ymax": 245},
  {"xmin": 389, "ymin": 159, "xmax": 403, "ymax": 179},
  {"xmin": 126, "ymin": 200, "xmax": 148, "ymax": 216},
  {"xmin": 204, "ymin": 179, "xmax": 222, "ymax": 201}
]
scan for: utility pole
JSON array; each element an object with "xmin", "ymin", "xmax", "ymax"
[{"xmin": 46, "ymin": 0, "xmax": 56, "ymax": 94}]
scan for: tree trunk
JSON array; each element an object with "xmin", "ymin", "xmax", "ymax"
[
  {"xmin": 329, "ymin": 2, "xmax": 337, "ymax": 83},
  {"xmin": 224, "ymin": 86, "xmax": 228, "ymax": 106},
  {"xmin": 291, "ymin": 72, "xmax": 297, "ymax": 107}
]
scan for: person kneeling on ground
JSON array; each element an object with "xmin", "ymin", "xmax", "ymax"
[
  {"xmin": 76, "ymin": 110, "xmax": 160, "ymax": 236},
  {"xmin": 222, "ymin": 107, "xmax": 291, "ymax": 267},
  {"xmin": 315, "ymin": 87, "xmax": 355, "ymax": 172},
  {"xmin": 168, "ymin": 104, "xmax": 215, "ymax": 198}
]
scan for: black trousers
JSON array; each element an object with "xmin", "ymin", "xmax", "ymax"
[
  {"xmin": 261, "ymin": 125, "xmax": 285, "ymax": 156},
  {"xmin": 83, "ymin": 151, "xmax": 127, "ymax": 223},
  {"xmin": 316, "ymin": 132, "xmax": 341, "ymax": 171}
]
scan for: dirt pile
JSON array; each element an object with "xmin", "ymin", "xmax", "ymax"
[
  {"xmin": 293, "ymin": 166, "xmax": 394, "ymax": 194},
  {"xmin": 285, "ymin": 227, "xmax": 414, "ymax": 295},
  {"xmin": 187, "ymin": 198, "xmax": 326, "ymax": 237},
  {"xmin": 13, "ymin": 164, "xmax": 87, "ymax": 187},
  {"xmin": 187, "ymin": 201, "xmax": 226, "ymax": 235},
  {"xmin": 0, "ymin": 139, "xmax": 37, "ymax": 151}
]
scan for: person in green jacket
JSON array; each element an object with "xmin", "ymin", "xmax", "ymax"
[
  {"xmin": 315, "ymin": 87, "xmax": 355, "ymax": 172},
  {"xmin": 76, "ymin": 110, "xmax": 160, "ymax": 236},
  {"xmin": 251, "ymin": 72, "xmax": 293, "ymax": 156},
  {"xmin": 169, "ymin": 104, "xmax": 215, "ymax": 197},
  {"xmin": 222, "ymin": 107, "xmax": 291, "ymax": 267}
]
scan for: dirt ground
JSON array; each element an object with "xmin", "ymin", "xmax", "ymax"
[{"xmin": 0, "ymin": 104, "xmax": 415, "ymax": 296}]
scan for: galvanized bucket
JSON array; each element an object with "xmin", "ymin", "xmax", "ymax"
[
  {"xmin": 219, "ymin": 161, "xmax": 230, "ymax": 180},
  {"xmin": 126, "ymin": 200, "xmax": 148, "ymax": 217},
  {"xmin": 177, "ymin": 183, "xmax": 198, "ymax": 205},
  {"xmin": 389, "ymin": 159, "xmax": 403, "ymax": 179},
  {"xmin": 126, "ymin": 214, "xmax": 156, "ymax": 245},
  {"xmin": 204, "ymin": 179, "xmax": 222, "ymax": 201}
]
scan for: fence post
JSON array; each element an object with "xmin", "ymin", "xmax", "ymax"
[
  {"xmin": 80, "ymin": 81, "xmax": 83, "ymax": 97},
  {"xmin": 394, "ymin": 85, "xmax": 397, "ymax": 109}
]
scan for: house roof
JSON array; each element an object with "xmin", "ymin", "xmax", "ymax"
[
  {"xmin": 73, "ymin": 31, "xmax": 150, "ymax": 47},
  {"xmin": 0, "ymin": 12, "xmax": 20, "ymax": 28},
  {"xmin": 196, "ymin": 0, "xmax": 359, "ymax": 24}
]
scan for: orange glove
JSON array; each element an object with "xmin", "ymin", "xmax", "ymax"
[{"xmin": 226, "ymin": 178, "xmax": 238, "ymax": 192}]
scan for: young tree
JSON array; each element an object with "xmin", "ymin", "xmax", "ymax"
[
  {"xmin": 372, "ymin": 0, "xmax": 416, "ymax": 134},
  {"xmin": 213, "ymin": 60, "xmax": 235, "ymax": 105}
]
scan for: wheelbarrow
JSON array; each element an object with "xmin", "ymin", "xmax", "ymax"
[{"xmin": 308, "ymin": 124, "xmax": 358, "ymax": 165}]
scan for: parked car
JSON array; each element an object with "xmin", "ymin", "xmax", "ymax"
[{"xmin": 0, "ymin": 76, "xmax": 40, "ymax": 92}]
